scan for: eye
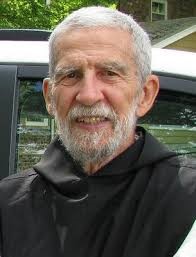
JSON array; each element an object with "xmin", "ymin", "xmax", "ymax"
[
  {"xmin": 66, "ymin": 71, "xmax": 78, "ymax": 79},
  {"xmin": 103, "ymin": 70, "xmax": 118, "ymax": 77},
  {"xmin": 54, "ymin": 69, "xmax": 82, "ymax": 86},
  {"xmin": 107, "ymin": 70, "xmax": 117, "ymax": 76}
]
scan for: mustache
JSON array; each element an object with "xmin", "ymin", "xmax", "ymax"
[{"xmin": 66, "ymin": 103, "xmax": 118, "ymax": 122}]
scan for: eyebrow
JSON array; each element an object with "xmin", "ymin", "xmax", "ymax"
[
  {"xmin": 54, "ymin": 66, "xmax": 79, "ymax": 76},
  {"xmin": 96, "ymin": 61, "xmax": 128, "ymax": 75},
  {"xmin": 53, "ymin": 61, "xmax": 129, "ymax": 78}
]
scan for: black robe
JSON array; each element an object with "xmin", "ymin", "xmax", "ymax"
[{"xmin": 0, "ymin": 127, "xmax": 196, "ymax": 257}]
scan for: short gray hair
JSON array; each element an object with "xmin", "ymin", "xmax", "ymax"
[{"xmin": 49, "ymin": 6, "xmax": 151, "ymax": 86}]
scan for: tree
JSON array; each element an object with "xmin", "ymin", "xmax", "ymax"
[
  {"xmin": 0, "ymin": 0, "xmax": 117, "ymax": 29},
  {"xmin": 0, "ymin": 0, "xmax": 51, "ymax": 28}
]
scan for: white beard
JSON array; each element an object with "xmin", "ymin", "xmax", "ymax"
[{"xmin": 54, "ymin": 101, "xmax": 138, "ymax": 168}]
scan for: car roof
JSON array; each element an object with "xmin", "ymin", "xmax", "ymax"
[
  {"xmin": 0, "ymin": 41, "xmax": 48, "ymax": 65},
  {"xmin": 0, "ymin": 40, "xmax": 195, "ymax": 78},
  {"xmin": 151, "ymin": 48, "xmax": 196, "ymax": 79}
]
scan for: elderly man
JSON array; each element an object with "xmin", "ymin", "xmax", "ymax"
[{"xmin": 0, "ymin": 6, "xmax": 196, "ymax": 257}]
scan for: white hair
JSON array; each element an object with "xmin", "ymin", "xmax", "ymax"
[{"xmin": 48, "ymin": 6, "xmax": 152, "ymax": 86}]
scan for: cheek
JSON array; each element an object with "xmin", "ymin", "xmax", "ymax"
[
  {"xmin": 53, "ymin": 87, "xmax": 76, "ymax": 119},
  {"xmin": 103, "ymin": 87, "xmax": 135, "ymax": 115}
]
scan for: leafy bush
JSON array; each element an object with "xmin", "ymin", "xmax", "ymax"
[{"xmin": 0, "ymin": 0, "xmax": 117, "ymax": 29}]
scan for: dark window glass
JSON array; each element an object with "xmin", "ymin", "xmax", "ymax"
[
  {"xmin": 151, "ymin": 0, "xmax": 167, "ymax": 21},
  {"xmin": 16, "ymin": 79, "xmax": 55, "ymax": 172},
  {"xmin": 139, "ymin": 91, "xmax": 196, "ymax": 156}
]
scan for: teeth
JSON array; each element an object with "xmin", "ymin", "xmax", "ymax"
[{"xmin": 77, "ymin": 116, "xmax": 106, "ymax": 124}]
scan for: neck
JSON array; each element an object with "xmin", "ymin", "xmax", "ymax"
[{"xmin": 82, "ymin": 134, "xmax": 137, "ymax": 175}]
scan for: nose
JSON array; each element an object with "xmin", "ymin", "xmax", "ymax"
[{"xmin": 75, "ymin": 71, "xmax": 104, "ymax": 106}]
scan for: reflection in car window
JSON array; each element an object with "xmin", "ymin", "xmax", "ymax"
[
  {"xmin": 16, "ymin": 79, "xmax": 55, "ymax": 172},
  {"xmin": 16, "ymin": 81, "xmax": 196, "ymax": 172},
  {"xmin": 139, "ymin": 91, "xmax": 196, "ymax": 156}
]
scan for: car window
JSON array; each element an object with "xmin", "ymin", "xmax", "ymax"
[
  {"xmin": 139, "ymin": 90, "xmax": 196, "ymax": 156},
  {"xmin": 16, "ymin": 79, "xmax": 55, "ymax": 172},
  {"xmin": 16, "ymin": 79, "xmax": 196, "ymax": 172}
]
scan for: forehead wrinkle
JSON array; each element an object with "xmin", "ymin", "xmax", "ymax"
[
  {"xmin": 55, "ymin": 51, "xmax": 134, "ymax": 75},
  {"xmin": 55, "ymin": 61, "xmax": 127, "ymax": 73}
]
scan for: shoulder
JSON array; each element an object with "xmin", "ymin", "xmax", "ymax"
[
  {"xmin": 151, "ymin": 155, "xmax": 196, "ymax": 228},
  {"xmin": 167, "ymin": 154, "xmax": 196, "ymax": 169},
  {"xmin": 0, "ymin": 169, "xmax": 44, "ymax": 205},
  {"xmin": 155, "ymin": 154, "xmax": 196, "ymax": 180},
  {"xmin": 166, "ymin": 155, "xmax": 196, "ymax": 187},
  {"xmin": 176, "ymin": 155, "xmax": 196, "ymax": 194},
  {"xmin": 0, "ymin": 169, "xmax": 38, "ymax": 188},
  {"xmin": 150, "ymin": 155, "xmax": 196, "ymax": 201}
]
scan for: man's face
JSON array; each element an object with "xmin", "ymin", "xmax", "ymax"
[{"xmin": 44, "ymin": 27, "xmax": 149, "ymax": 169}]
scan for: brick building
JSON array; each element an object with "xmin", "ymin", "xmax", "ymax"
[{"xmin": 118, "ymin": 0, "xmax": 196, "ymax": 22}]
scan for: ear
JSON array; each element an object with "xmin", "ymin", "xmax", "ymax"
[
  {"xmin": 136, "ymin": 75, "xmax": 159, "ymax": 118},
  {"xmin": 43, "ymin": 78, "xmax": 54, "ymax": 116}
]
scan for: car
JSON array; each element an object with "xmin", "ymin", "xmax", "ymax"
[{"xmin": 0, "ymin": 29, "xmax": 195, "ymax": 180}]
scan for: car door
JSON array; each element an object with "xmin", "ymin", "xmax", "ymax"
[{"xmin": 0, "ymin": 64, "xmax": 49, "ymax": 179}]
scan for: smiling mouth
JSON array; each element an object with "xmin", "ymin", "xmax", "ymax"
[{"xmin": 76, "ymin": 116, "xmax": 109, "ymax": 124}]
